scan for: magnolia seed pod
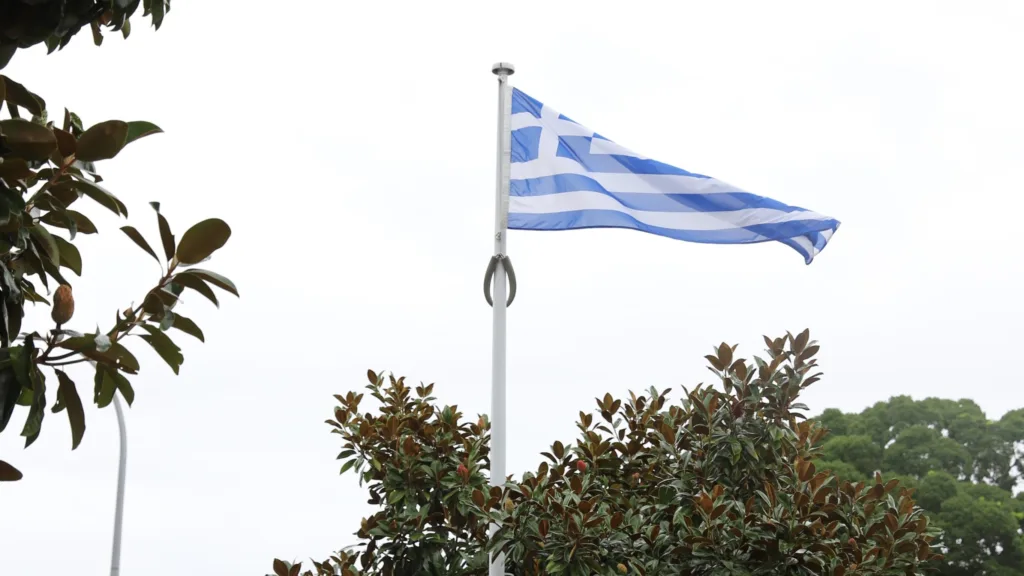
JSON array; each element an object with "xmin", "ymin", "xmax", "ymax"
[{"xmin": 51, "ymin": 284, "xmax": 74, "ymax": 325}]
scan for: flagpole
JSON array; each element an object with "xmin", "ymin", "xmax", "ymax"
[
  {"xmin": 489, "ymin": 61, "xmax": 514, "ymax": 576},
  {"xmin": 110, "ymin": 392, "xmax": 128, "ymax": 576}
]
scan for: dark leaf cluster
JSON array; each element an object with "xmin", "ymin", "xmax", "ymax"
[
  {"xmin": 0, "ymin": 69, "xmax": 236, "ymax": 481},
  {"xmin": 273, "ymin": 331, "xmax": 943, "ymax": 576},
  {"xmin": 0, "ymin": 0, "xmax": 170, "ymax": 70}
]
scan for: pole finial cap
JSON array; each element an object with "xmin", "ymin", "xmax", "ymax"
[{"xmin": 491, "ymin": 62, "xmax": 515, "ymax": 76}]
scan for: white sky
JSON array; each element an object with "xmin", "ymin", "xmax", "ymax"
[{"xmin": 2, "ymin": 1, "xmax": 1023, "ymax": 574}]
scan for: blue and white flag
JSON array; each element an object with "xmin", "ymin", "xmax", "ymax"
[{"xmin": 508, "ymin": 89, "xmax": 840, "ymax": 264}]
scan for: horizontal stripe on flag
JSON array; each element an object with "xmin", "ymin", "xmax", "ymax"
[
  {"xmin": 511, "ymin": 175, "xmax": 812, "ymax": 213},
  {"xmin": 509, "ymin": 191, "xmax": 833, "ymax": 231},
  {"xmin": 508, "ymin": 209, "xmax": 838, "ymax": 264},
  {"xmin": 512, "ymin": 159, "xmax": 733, "ymax": 193}
]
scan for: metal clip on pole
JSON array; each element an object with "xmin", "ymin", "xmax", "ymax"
[{"xmin": 483, "ymin": 253, "xmax": 517, "ymax": 307}]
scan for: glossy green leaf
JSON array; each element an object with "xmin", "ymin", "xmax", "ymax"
[
  {"xmin": 8, "ymin": 345, "xmax": 32, "ymax": 391},
  {"xmin": 103, "ymin": 343, "xmax": 141, "ymax": 375},
  {"xmin": 0, "ymin": 158, "xmax": 32, "ymax": 182},
  {"xmin": 28, "ymin": 225, "xmax": 60, "ymax": 268},
  {"xmin": 48, "ymin": 182, "xmax": 82, "ymax": 209},
  {"xmin": 124, "ymin": 121, "xmax": 162, "ymax": 146},
  {"xmin": 150, "ymin": 202, "xmax": 175, "ymax": 260},
  {"xmin": 71, "ymin": 176, "xmax": 127, "ymax": 217},
  {"xmin": 55, "ymin": 371, "xmax": 86, "ymax": 449},
  {"xmin": 90, "ymin": 21, "xmax": 103, "ymax": 46},
  {"xmin": 176, "ymin": 219, "xmax": 231, "ymax": 265},
  {"xmin": 113, "ymin": 371, "xmax": 134, "ymax": 406},
  {"xmin": 178, "ymin": 269, "xmax": 238, "ymax": 297},
  {"xmin": 33, "ymin": 191, "xmax": 70, "ymax": 213},
  {"xmin": 53, "ymin": 236, "xmax": 82, "ymax": 276},
  {"xmin": 120, "ymin": 226, "xmax": 159, "ymax": 262},
  {"xmin": 93, "ymin": 365, "xmax": 116, "ymax": 408},
  {"xmin": 0, "ymin": 358, "xmax": 20, "ymax": 433},
  {"xmin": 0, "ymin": 76, "xmax": 45, "ymax": 115},
  {"xmin": 340, "ymin": 459, "xmax": 357, "ymax": 475},
  {"xmin": 168, "ymin": 313, "xmax": 204, "ymax": 342},
  {"xmin": 39, "ymin": 256, "xmax": 69, "ymax": 288},
  {"xmin": 152, "ymin": 0, "xmax": 167, "ymax": 30},
  {"xmin": 62, "ymin": 337, "xmax": 140, "ymax": 375},
  {"xmin": 42, "ymin": 210, "xmax": 98, "ymax": 234},
  {"xmin": 39, "ymin": 210, "xmax": 77, "ymax": 241},
  {"xmin": 75, "ymin": 120, "xmax": 129, "ymax": 162},
  {"xmin": 20, "ymin": 367, "xmax": 45, "ymax": 448},
  {"xmin": 0, "ymin": 119, "xmax": 57, "ymax": 160},
  {"xmin": 53, "ymin": 127, "xmax": 76, "ymax": 157},
  {"xmin": 0, "ymin": 460, "xmax": 22, "ymax": 481},
  {"xmin": 173, "ymin": 274, "xmax": 219, "ymax": 307},
  {"xmin": 140, "ymin": 324, "xmax": 183, "ymax": 375}
]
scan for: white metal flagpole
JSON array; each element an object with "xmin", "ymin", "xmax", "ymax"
[
  {"xmin": 110, "ymin": 392, "xmax": 128, "ymax": 576},
  {"xmin": 489, "ymin": 60, "xmax": 514, "ymax": 576}
]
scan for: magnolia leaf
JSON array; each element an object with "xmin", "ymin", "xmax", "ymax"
[
  {"xmin": 120, "ymin": 226, "xmax": 159, "ymax": 262},
  {"xmin": 0, "ymin": 119, "xmax": 57, "ymax": 160},
  {"xmin": 176, "ymin": 218, "xmax": 231, "ymax": 265},
  {"xmin": 53, "ymin": 128, "xmax": 76, "ymax": 157},
  {"xmin": 0, "ymin": 158, "xmax": 32, "ymax": 181},
  {"xmin": 153, "ymin": 0, "xmax": 167, "ymax": 30},
  {"xmin": 178, "ymin": 268, "xmax": 238, "ymax": 297},
  {"xmin": 55, "ymin": 370, "xmax": 86, "ymax": 449},
  {"xmin": 93, "ymin": 365, "xmax": 116, "ymax": 408},
  {"xmin": 0, "ymin": 460, "xmax": 22, "ymax": 481},
  {"xmin": 0, "ymin": 76, "xmax": 46, "ymax": 115},
  {"xmin": 150, "ymin": 202, "xmax": 175, "ymax": 260},
  {"xmin": 168, "ymin": 313, "xmax": 204, "ymax": 342},
  {"xmin": 124, "ymin": 121, "xmax": 162, "ymax": 146},
  {"xmin": 139, "ymin": 324, "xmax": 183, "ymax": 375},
  {"xmin": 75, "ymin": 120, "xmax": 129, "ymax": 162},
  {"xmin": 28, "ymin": 225, "xmax": 60, "ymax": 268},
  {"xmin": 53, "ymin": 236, "xmax": 82, "ymax": 276},
  {"xmin": 42, "ymin": 210, "xmax": 98, "ymax": 234},
  {"xmin": 113, "ymin": 371, "xmax": 134, "ymax": 406},
  {"xmin": 71, "ymin": 177, "xmax": 127, "ymax": 217},
  {"xmin": 20, "ymin": 367, "xmax": 45, "ymax": 448},
  {"xmin": 173, "ymin": 274, "xmax": 218, "ymax": 307}
]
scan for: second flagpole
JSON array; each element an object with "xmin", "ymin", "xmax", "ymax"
[{"xmin": 489, "ymin": 61, "xmax": 514, "ymax": 576}]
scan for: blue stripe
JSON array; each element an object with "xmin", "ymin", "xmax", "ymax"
[
  {"xmin": 511, "ymin": 127, "xmax": 542, "ymax": 163},
  {"xmin": 508, "ymin": 210, "xmax": 839, "ymax": 265},
  {"xmin": 511, "ymin": 175, "xmax": 810, "ymax": 214},
  {"xmin": 511, "ymin": 89, "xmax": 543, "ymax": 118},
  {"xmin": 540, "ymin": 135, "xmax": 709, "ymax": 177}
]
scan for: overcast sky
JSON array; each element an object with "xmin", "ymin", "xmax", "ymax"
[{"xmin": 2, "ymin": 1, "xmax": 1023, "ymax": 574}]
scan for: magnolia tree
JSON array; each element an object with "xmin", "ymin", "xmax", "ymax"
[
  {"xmin": 0, "ymin": 0, "xmax": 237, "ymax": 482},
  {"xmin": 274, "ymin": 331, "xmax": 943, "ymax": 576}
]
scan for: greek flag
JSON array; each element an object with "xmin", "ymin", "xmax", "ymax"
[{"xmin": 508, "ymin": 89, "xmax": 840, "ymax": 264}]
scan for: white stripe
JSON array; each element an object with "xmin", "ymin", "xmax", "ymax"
[
  {"xmin": 512, "ymin": 111, "xmax": 646, "ymax": 158},
  {"xmin": 511, "ymin": 112, "xmax": 594, "ymax": 137},
  {"xmin": 537, "ymin": 105, "xmax": 561, "ymax": 160},
  {"xmin": 788, "ymin": 234, "xmax": 816, "ymax": 256},
  {"xmin": 509, "ymin": 191, "xmax": 830, "ymax": 231},
  {"xmin": 511, "ymin": 157, "xmax": 743, "ymax": 194},
  {"xmin": 589, "ymin": 137, "xmax": 647, "ymax": 159}
]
